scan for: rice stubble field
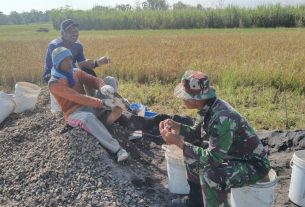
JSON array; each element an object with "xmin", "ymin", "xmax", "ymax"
[{"xmin": 0, "ymin": 24, "xmax": 305, "ymax": 130}]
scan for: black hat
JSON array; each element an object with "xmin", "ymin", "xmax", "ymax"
[{"xmin": 60, "ymin": 19, "xmax": 79, "ymax": 32}]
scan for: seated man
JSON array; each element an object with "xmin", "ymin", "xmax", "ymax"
[
  {"xmin": 159, "ymin": 71, "xmax": 270, "ymax": 207},
  {"xmin": 43, "ymin": 19, "xmax": 110, "ymax": 111},
  {"xmin": 48, "ymin": 47, "xmax": 129, "ymax": 162},
  {"xmin": 43, "ymin": 19, "xmax": 109, "ymax": 82}
]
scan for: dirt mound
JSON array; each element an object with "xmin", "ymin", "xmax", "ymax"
[
  {"xmin": 0, "ymin": 87, "xmax": 304, "ymax": 207},
  {"xmin": 258, "ymin": 130, "xmax": 305, "ymax": 207}
]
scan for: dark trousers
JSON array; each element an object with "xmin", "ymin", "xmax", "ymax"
[{"xmin": 186, "ymin": 162, "xmax": 204, "ymax": 207}]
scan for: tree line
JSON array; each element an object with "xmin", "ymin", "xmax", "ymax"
[
  {"xmin": 1, "ymin": 1, "xmax": 305, "ymax": 29},
  {"xmin": 0, "ymin": 10, "xmax": 49, "ymax": 25}
]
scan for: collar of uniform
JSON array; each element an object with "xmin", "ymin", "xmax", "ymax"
[{"xmin": 198, "ymin": 97, "xmax": 217, "ymax": 116}]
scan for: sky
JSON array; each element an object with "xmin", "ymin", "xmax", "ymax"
[{"xmin": 1, "ymin": 0, "xmax": 305, "ymax": 14}]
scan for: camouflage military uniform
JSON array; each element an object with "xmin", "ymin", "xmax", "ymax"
[{"xmin": 180, "ymin": 98, "xmax": 270, "ymax": 207}]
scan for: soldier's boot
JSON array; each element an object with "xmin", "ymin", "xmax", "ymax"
[
  {"xmin": 171, "ymin": 182, "xmax": 204, "ymax": 207},
  {"xmin": 171, "ymin": 197, "xmax": 203, "ymax": 207},
  {"xmin": 171, "ymin": 196, "xmax": 190, "ymax": 207}
]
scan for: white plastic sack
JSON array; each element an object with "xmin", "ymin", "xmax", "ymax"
[
  {"xmin": 50, "ymin": 93, "xmax": 62, "ymax": 113},
  {"xmin": 0, "ymin": 92, "xmax": 16, "ymax": 124},
  {"xmin": 162, "ymin": 145, "xmax": 190, "ymax": 194},
  {"xmin": 13, "ymin": 82, "xmax": 41, "ymax": 113}
]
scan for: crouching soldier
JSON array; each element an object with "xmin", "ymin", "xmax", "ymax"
[
  {"xmin": 48, "ymin": 47, "xmax": 129, "ymax": 162},
  {"xmin": 159, "ymin": 71, "xmax": 270, "ymax": 207}
]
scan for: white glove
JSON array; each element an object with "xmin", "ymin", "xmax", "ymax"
[
  {"xmin": 103, "ymin": 97, "xmax": 127, "ymax": 110},
  {"xmin": 103, "ymin": 99, "xmax": 116, "ymax": 108},
  {"xmin": 100, "ymin": 85, "xmax": 115, "ymax": 99}
]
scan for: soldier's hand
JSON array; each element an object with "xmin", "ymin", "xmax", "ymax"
[
  {"xmin": 163, "ymin": 119, "xmax": 181, "ymax": 134},
  {"xmin": 159, "ymin": 121, "xmax": 184, "ymax": 149}
]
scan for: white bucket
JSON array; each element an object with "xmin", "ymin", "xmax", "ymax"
[
  {"xmin": 50, "ymin": 93, "xmax": 62, "ymax": 113},
  {"xmin": 0, "ymin": 92, "xmax": 16, "ymax": 124},
  {"xmin": 289, "ymin": 150, "xmax": 305, "ymax": 206},
  {"xmin": 13, "ymin": 82, "xmax": 41, "ymax": 113},
  {"xmin": 163, "ymin": 145, "xmax": 190, "ymax": 194},
  {"xmin": 231, "ymin": 169, "xmax": 278, "ymax": 207}
]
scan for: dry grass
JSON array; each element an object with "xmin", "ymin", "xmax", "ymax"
[{"xmin": 86, "ymin": 30, "xmax": 305, "ymax": 92}]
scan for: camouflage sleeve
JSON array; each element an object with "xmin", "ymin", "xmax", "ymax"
[
  {"xmin": 180, "ymin": 123, "xmax": 202, "ymax": 144},
  {"xmin": 183, "ymin": 115, "xmax": 238, "ymax": 167},
  {"xmin": 179, "ymin": 114, "xmax": 203, "ymax": 143}
]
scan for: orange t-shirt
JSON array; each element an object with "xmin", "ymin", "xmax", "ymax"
[{"xmin": 49, "ymin": 69, "xmax": 104, "ymax": 120}]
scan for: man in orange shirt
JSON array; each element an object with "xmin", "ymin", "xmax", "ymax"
[{"xmin": 48, "ymin": 47, "xmax": 129, "ymax": 162}]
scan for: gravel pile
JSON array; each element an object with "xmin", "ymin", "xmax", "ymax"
[
  {"xmin": 0, "ymin": 87, "xmax": 304, "ymax": 207},
  {"xmin": 0, "ymin": 88, "xmax": 173, "ymax": 207}
]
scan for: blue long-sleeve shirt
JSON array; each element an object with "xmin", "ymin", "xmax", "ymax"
[{"xmin": 43, "ymin": 38, "xmax": 86, "ymax": 82}]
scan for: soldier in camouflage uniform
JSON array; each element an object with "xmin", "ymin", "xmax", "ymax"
[{"xmin": 159, "ymin": 71, "xmax": 270, "ymax": 207}]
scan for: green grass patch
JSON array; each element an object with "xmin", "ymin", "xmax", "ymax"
[{"xmin": 118, "ymin": 81, "xmax": 305, "ymax": 130}]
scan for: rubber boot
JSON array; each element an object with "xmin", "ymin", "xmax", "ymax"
[
  {"xmin": 189, "ymin": 181, "xmax": 204, "ymax": 207},
  {"xmin": 171, "ymin": 182, "xmax": 204, "ymax": 207}
]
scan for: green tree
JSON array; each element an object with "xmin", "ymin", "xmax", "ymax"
[
  {"xmin": 0, "ymin": 12, "xmax": 8, "ymax": 24},
  {"xmin": 173, "ymin": 1, "xmax": 189, "ymax": 10},
  {"xmin": 115, "ymin": 4, "xmax": 132, "ymax": 11},
  {"xmin": 92, "ymin": 5, "xmax": 110, "ymax": 11},
  {"xmin": 9, "ymin": 11, "xmax": 23, "ymax": 24},
  {"xmin": 142, "ymin": 0, "xmax": 168, "ymax": 10}
]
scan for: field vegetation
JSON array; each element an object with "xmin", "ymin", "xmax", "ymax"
[
  {"xmin": 0, "ymin": 24, "xmax": 304, "ymax": 130},
  {"xmin": 50, "ymin": 4, "xmax": 305, "ymax": 30},
  {"xmin": 2, "ymin": 4, "xmax": 305, "ymax": 29}
]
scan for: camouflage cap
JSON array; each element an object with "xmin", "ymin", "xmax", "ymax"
[{"xmin": 174, "ymin": 70, "xmax": 216, "ymax": 100}]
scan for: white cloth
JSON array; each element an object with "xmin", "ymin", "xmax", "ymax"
[{"xmin": 67, "ymin": 107, "xmax": 121, "ymax": 153}]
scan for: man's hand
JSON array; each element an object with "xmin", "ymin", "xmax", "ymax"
[
  {"xmin": 78, "ymin": 59, "xmax": 95, "ymax": 69},
  {"xmin": 159, "ymin": 120, "xmax": 184, "ymax": 149},
  {"xmin": 96, "ymin": 56, "xmax": 111, "ymax": 66},
  {"xmin": 113, "ymin": 97, "xmax": 127, "ymax": 110}
]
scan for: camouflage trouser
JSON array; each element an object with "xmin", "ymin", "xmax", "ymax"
[{"xmin": 185, "ymin": 152, "xmax": 269, "ymax": 207}]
